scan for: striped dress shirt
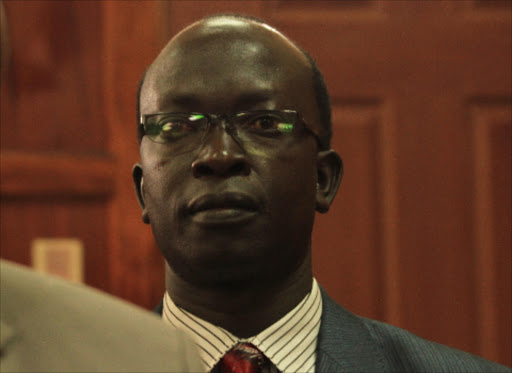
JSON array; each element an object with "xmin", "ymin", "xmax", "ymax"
[{"xmin": 162, "ymin": 278, "xmax": 322, "ymax": 373}]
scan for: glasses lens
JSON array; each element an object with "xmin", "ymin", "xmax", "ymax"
[
  {"xmin": 145, "ymin": 113, "xmax": 207, "ymax": 144},
  {"xmin": 236, "ymin": 111, "xmax": 296, "ymax": 139}
]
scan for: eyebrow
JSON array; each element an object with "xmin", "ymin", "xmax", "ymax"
[
  {"xmin": 234, "ymin": 91, "xmax": 274, "ymax": 108},
  {"xmin": 169, "ymin": 95, "xmax": 201, "ymax": 109},
  {"xmin": 166, "ymin": 90, "xmax": 275, "ymax": 112}
]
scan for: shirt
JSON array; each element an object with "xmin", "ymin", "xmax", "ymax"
[{"xmin": 162, "ymin": 278, "xmax": 322, "ymax": 373}]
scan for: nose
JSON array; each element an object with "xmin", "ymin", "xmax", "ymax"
[{"xmin": 191, "ymin": 126, "xmax": 251, "ymax": 178}]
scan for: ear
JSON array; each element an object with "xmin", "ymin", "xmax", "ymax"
[
  {"xmin": 315, "ymin": 150, "xmax": 343, "ymax": 213},
  {"xmin": 132, "ymin": 163, "xmax": 150, "ymax": 224}
]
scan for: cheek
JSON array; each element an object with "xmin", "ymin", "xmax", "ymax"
[
  {"xmin": 264, "ymin": 148, "xmax": 318, "ymax": 217},
  {"xmin": 142, "ymin": 161, "xmax": 169, "ymax": 202},
  {"xmin": 140, "ymin": 149, "xmax": 188, "ymax": 218},
  {"xmin": 141, "ymin": 159, "xmax": 187, "ymax": 254}
]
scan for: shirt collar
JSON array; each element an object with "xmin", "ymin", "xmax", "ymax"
[{"xmin": 162, "ymin": 278, "xmax": 322, "ymax": 373}]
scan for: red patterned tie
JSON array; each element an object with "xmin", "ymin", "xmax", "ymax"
[{"xmin": 219, "ymin": 343, "xmax": 274, "ymax": 373}]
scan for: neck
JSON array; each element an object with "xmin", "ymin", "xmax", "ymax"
[{"xmin": 165, "ymin": 254, "xmax": 313, "ymax": 338}]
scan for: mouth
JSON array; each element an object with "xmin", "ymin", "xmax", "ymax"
[{"xmin": 187, "ymin": 192, "xmax": 259, "ymax": 226}]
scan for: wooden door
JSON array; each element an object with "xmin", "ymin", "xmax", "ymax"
[
  {"xmin": 1, "ymin": 0, "xmax": 510, "ymax": 366},
  {"xmin": 1, "ymin": 1, "xmax": 112, "ymax": 291}
]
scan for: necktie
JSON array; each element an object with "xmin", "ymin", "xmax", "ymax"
[{"xmin": 218, "ymin": 342, "xmax": 277, "ymax": 373}]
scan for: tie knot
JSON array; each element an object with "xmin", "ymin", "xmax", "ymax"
[{"xmin": 219, "ymin": 343, "xmax": 271, "ymax": 373}]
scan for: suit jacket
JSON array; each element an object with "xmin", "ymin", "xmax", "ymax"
[
  {"xmin": 155, "ymin": 287, "xmax": 510, "ymax": 373},
  {"xmin": 315, "ymin": 288, "xmax": 509, "ymax": 372},
  {"xmin": 0, "ymin": 260, "xmax": 203, "ymax": 372}
]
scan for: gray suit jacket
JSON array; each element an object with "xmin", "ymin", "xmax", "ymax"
[
  {"xmin": 316, "ymin": 288, "xmax": 510, "ymax": 372},
  {"xmin": 0, "ymin": 260, "xmax": 203, "ymax": 372}
]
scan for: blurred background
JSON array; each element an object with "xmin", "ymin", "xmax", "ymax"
[{"xmin": 0, "ymin": 0, "xmax": 510, "ymax": 366}]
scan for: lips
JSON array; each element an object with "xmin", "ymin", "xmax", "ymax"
[
  {"xmin": 187, "ymin": 192, "xmax": 259, "ymax": 226},
  {"xmin": 188, "ymin": 192, "xmax": 258, "ymax": 214}
]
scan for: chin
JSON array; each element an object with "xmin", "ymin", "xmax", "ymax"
[
  {"xmin": 172, "ymin": 259, "xmax": 265, "ymax": 290},
  {"xmin": 165, "ymin": 243, "xmax": 308, "ymax": 291},
  {"xmin": 204, "ymin": 267, "xmax": 262, "ymax": 290}
]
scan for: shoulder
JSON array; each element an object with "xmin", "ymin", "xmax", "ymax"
[
  {"xmin": 319, "ymin": 290, "xmax": 510, "ymax": 373},
  {"xmin": 0, "ymin": 260, "xmax": 202, "ymax": 372},
  {"xmin": 360, "ymin": 316, "xmax": 510, "ymax": 373}
]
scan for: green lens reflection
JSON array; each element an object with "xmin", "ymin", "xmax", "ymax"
[
  {"xmin": 277, "ymin": 123, "xmax": 293, "ymax": 133},
  {"xmin": 189, "ymin": 114, "xmax": 205, "ymax": 121}
]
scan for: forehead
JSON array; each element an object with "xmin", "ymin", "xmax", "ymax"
[{"xmin": 141, "ymin": 18, "xmax": 318, "ymax": 121}]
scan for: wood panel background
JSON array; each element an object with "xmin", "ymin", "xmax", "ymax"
[{"xmin": 1, "ymin": 0, "xmax": 510, "ymax": 366}]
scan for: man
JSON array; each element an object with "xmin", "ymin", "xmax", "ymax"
[
  {"xmin": 0, "ymin": 260, "xmax": 202, "ymax": 372},
  {"xmin": 133, "ymin": 14, "xmax": 510, "ymax": 373}
]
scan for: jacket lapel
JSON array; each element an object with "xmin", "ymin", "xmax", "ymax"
[
  {"xmin": 154, "ymin": 299, "xmax": 163, "ymax": 315},
  {"xmin": 316, "ymin": 288, "xmax": 390, "ymax": 372}
]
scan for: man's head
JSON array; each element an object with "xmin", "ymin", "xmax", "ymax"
[
  {"xmin": 133, "ymin": 14, "xmax": 342, "ymax": 290},
  {"xmin": 136, "ymin": 15, "xmax": 333, "ymax": 150}
]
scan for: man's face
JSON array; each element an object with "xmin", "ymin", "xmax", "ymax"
[{"xmin": 135, "ymin": 20, "xmax": 325, "ymax": 288}]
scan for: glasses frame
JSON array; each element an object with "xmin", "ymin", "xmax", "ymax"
[{"xmin": 139, "ymin": 109, "xmax": 321, "ymax": 146}]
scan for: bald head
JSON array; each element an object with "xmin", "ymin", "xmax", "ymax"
[
  {"xmin": 137, "ymin": 14, "xmax": 332, "ymax": 149},
  {"xmin": 153, "ymin": 15, "xmax": 309, "ymax": 70}
]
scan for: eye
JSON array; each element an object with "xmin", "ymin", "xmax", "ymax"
[
  {"xmin": 157, "ymin": 114, "xmax": 205, "ymax": 141},
  {"xmin": 252, "ymin": 116, "xmax": 279, "ymax": 130},
  {"xmin": 245, "ymin": 114, "xmax": 294, "ymax": 136},
  {"xmin": 160, "ymin": 120, "xmax": 191, "ymax": 140}
]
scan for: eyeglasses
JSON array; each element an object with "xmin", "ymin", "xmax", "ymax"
[{"xmin": 139, "ymin": 110, "xmax": 320, "ymax": 151}]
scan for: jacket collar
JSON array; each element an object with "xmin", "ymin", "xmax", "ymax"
[{"xmin": 316, "ymin": 287, "xmax": 389, "ymax": 372}]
